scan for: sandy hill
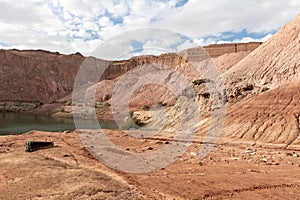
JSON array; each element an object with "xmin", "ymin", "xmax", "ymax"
[
  {"xmin": 222, "ymin": 83, "xmax": 300, "ymax": 148},
  {"xmin": 224, "ymin": 14, "xmax": 300, "ymax": 91},
  {"xmin": 218, "ymin": 14, "xmax": 300, "ymax": 146},
  {"xmin": 213, "ymin": 51, "xmax": 252, "ymax": 73},
  {"xmin": 149, "ymin": 14, "xmax": 300, "ymax": 147}
]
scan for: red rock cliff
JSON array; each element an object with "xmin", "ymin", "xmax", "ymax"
[{"xmin": 0, "ymin": 42, "xmax": 260, "ymax": 111}]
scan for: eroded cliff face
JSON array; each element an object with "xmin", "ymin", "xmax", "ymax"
[
  {"xmin": 0, "ymin": 50, "xmax": 84, "ymax": 107},
  {"xmin": 0, "ymin": 42, "xmax": 260, "ymax": 112},
  {"xmin": 203, "ymin": 42, "xmax": 261, "ymax": 58}
]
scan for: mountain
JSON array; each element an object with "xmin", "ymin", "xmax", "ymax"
[
  {"xmin": 0, "ymin": 50, "xmax": 83, "ymax": 110},
  {"xmin": 219, "ymin": 14, "xmax": 300, "ymax": 147},
  {"xmin": 0, "ymin": 42, "xmax": 257, "ymax": 112},
  {"xmin": 224, "ymin": 14, "xmax": 300, "ymax": 101}
]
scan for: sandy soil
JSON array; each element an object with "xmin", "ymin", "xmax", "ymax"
[
  {"xmin": 0, "ymin": 131, "xmax": 145, "ymax": 200},
  {"xmin": 1, "ymin": 130, "xmax": 299, "ymax": 199}
]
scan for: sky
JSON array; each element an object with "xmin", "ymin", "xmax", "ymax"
[{"xmin": 0, "ymin": 0, "xmax": 299, "ymax": 59}]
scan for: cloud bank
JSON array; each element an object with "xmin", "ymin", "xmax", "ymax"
[{"xmin": 0, "ymin": 0, "xmax": 299, "ymax": 58}]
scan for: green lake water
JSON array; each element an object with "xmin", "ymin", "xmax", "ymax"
[{"xmin": 0, "ymin": 112, "xmax": 118, "ymax": 135}]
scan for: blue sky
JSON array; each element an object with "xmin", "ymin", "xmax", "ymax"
[{"xmin": 0, "ymin": 0, "xmax": 299, "ymax": 58}]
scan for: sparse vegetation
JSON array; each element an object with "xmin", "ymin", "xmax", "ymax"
[
  {"xmin": 121, "ymin": 110, "xmax": 144, "ymax": 130},
  {"xmin": 65, "ymin": 101, "xmax": 72, "ymax": 106},
  {"xmin": 132, "ymin": 117, "xmax": 143, "ymax": 126},
  {"xmin": 129, "ymin": 110, "xmax": 134, "ymax": 117},
  {"xmin": 141, "ymin": 104, "xmax": 150, "ymax": 111},
  {"xmin": 156, "ymin": 101, "xmax": 164, "ymax": 106},
  {"xmin": 50, "ymin": 100, "xmax": 58, "ymax": 104},
  {"xmin": 103, "ymin": 102, "xmax": 111, "ymax": 107}
]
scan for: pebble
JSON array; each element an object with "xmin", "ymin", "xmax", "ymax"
[
  {"xmin": 261, "ymin": 158, "xmax": 268, "ymax": 162},
  {"xmin": 248, "ymin": 169, "xmax": 259, "ymax": 173},
  {"xmin": 293, "ymin": 153, "xmax": 299, "ymax": 158},
  {"xmin": 190, "ymin": 152, "xmax": 197, "ymax": 156},
  {"xmin": 231, "ymin": 157, "xmax": 240, "ymax": 161},
  {"xmin": 245, "ymin": 148, "xmax": 253, "ymax": 153}
]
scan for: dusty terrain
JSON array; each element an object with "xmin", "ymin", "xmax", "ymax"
[
  {"xmin": 0, "ymin": 13, "xmax": 300, "ymax": 200},
  {"xmin": 0, "ymin": 130, "xmax": 299, "ymax": 199},
  {"xmin": 0, "ymin": 131, "xmax": 145, "ymax": 200}
]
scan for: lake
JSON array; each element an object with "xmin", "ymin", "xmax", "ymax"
[{"xmin": 0, "ymin": 112, "xmax": 118, "ymax": 135}]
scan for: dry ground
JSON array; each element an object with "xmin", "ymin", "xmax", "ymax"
[{"xmin": 0, "ymin": 130, "xmax": 299, "ymax": 199}]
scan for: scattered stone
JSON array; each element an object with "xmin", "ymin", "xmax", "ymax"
[
  {"xmin": 248, "ymin": 169, "xmax": 259, "ymax": 173},
  {"xmin": 261, "ymin": 158, "xmax": 268, "ymax": 163},
  {"xmin": 200, "ymin": 93, "xmax": 210, "ymax": 99},
  {"xmin": 64, "ymin": 130, "xmax": 71, "ymax": 133},
  {"xmin": 242, "ymin": 84, "xmax": 254, "ymax": 91},
  {"xmin": 245, "ymin": 148, "xmax": 253, "ymax": 153},
  {"xmin": 190, "ymin": 152, "xmax": 197, "ymax": 156},
  {"xmin": 266, "ymin": 161, "xmax": 280, "ymax": 166},
  {"xmin": 25, "ymin": 141, "xmax": 54, "ymax": 152},
  {"xmin": 293, "ymin": 153, "xmax": 299, "ymax": 158},
  {"xmin": 192, "ymin": 79, "xmax": 211, "ymax": 86},
  {"xmin": 261, "ymin": 87, "xmax": 270, "ymax": 92}
]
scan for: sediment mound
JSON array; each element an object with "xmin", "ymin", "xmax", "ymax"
[
  {"xmin": 222, "ymin": 83, "xmax": 300, "ymax": 148},
  {"xmin": 214, "ymin": 15, "xmax": 300, "ymax": 145},
  {"xmin": 224, "ymin": 15, "xmax": 300, "ymax": 91},
  {"xmin": 213, "ymin": 51, "xmax": 252, "ymax": 73}
]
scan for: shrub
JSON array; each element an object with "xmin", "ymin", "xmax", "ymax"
[
  {"xmin": 50, "ymin": 100, "xmax": 58, "ymax": 104},
  {"xmin": 141, "ymin": 104, "xmax": 150, "ymax": 111},
  {"xmin": 65, "ymin": 101, "xmax": 72, "ymax": 106},
  {"xmin": 103, "ymin": 102, "xmax": 111, "ymax": 107},
  {"xmin": 121, "ymin": 111, "xmax": 144, "ymax": 130},
  {"xmin": 156, "ymin": 101, "xmax": 164, "ymax": 106},
  {"xmin": 129, "ymin": 110, "xmax": 134, "ymax": 117}
]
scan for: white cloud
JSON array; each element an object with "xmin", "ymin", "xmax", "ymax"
[
  {"xmin": 215, "ymin": 33, "xmax": 274, "ymax": 44},
  {"xmin": 58, "ymin": 0, "xmax": 108, "ymax": 18},
  {"xmin": 159, "ymin": 0, "xmax": 300, "ymax": 37},
  {"xmin": 0, "ymin": 0, "xmax": 298, "ymax": 57},
  {"xmin": 176, "ymin": 39, "xmax": 199, "ymax": 51},
  {"xmin": 108, "ymin": 1, "xmax": 129, "ymax": 18},
  {"xmin": 98, "ymin": 16, "xmax": 114, "ymax": 27}
]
